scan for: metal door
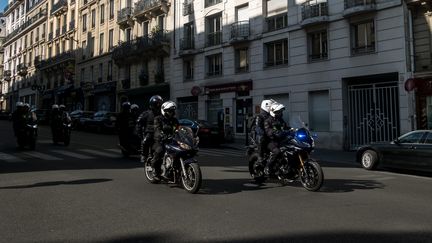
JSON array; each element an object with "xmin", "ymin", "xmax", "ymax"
[{"xmin": 347, "ymin": 82, "xmax": 400, "ymax": 149}]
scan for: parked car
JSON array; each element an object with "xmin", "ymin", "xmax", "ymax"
[
  {"xmin": 179, "ymin": 119, "xmax": 224, "ymax": 145},
  {"xmin": 33, "ymin": 109, "xmax": 51, "ymax": 125},
  {"xmin": 83, "ymin": 111, "xmax": 118, "ymax": 133},
  {"xmin": 70, "ymin": 110, "xmax": 95, "ymax": 130},
  {"xmin": 0, "ymin": 110, "xmax": 11, "ymax": 120},
  {"xmin": 356, "ymin": 130, "xmax": 432, "ymax": 172}
]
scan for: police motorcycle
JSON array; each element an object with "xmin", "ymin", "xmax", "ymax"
[
  {"xmin": 17, "ymin": 122, "xmax": 38, "ymax": 150},
  {"xmin": 144, "ymin": 126, "xmax": 202, "ymax": 194},
  {"xmin": 247, "ymin": 116, "xmax": 324, "ymax": 192},
  {"xmin": 52, "ymin": 122, "xmax": 72, "ymax": 146}
]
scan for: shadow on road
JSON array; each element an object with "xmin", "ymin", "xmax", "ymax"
[
  {"xmin": 199, "ymin": 178, "xmax": 278, "ymax": 195},
  {"xmin": 320, "ymin": 179, "xmax": 385, "ymax": 193},
  {"xmin": 0, "ymin": 178, "xmax": 113, "ymax": 189}
]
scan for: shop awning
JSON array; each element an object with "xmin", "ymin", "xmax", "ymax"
[{"xmin": 405, "ymin": 78, "xmax": 432, "ymax": 94}]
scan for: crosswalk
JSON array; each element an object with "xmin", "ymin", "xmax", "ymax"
[{"xmin": 0, "ymin": 147, "xmax": 244, "ymax": 163}]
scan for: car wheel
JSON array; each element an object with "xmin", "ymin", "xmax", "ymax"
[{"xmin": 361, "ymin": 150, "xmax": 379, "ymax": 170}]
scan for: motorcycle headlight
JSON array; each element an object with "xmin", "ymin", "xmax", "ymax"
[{"xmin": 179, "ymin": 142, "xmax": 192, "ymax": 150}]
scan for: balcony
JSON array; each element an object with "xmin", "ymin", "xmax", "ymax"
[
  {"xmin": 51, "ymin": 0, "xmax": 68, "ymax": 16},
  {"xmin": 3, "ymin": 8, "xmax": 48, "ymax": 44},
  {"xmin": 183, "ymin": 1, "xmax": 193, "ymax": 16},
  {"xmin": 134, "ymin": 0, "xmax": 170, "ymax": 22},
  {"xmin": 206, "ymin": 31, "xmax": 222, "ymax": 47},
  {"xmin": 343, "ymin": 0, "xmax": 376, "ymax": 17},
  {"xmin": 3, "ymin": 70, "xmax": 12, "ymax": 81},
  {"xmin": 38, "ymin": 51, "xmax": 76, "ymax": 70},
  {"xmin": 230, "ymin": 21, "xmax": 249, "ymax": 43},
  {"xmin": 179, "ymin": 37, "xmax": 195, "ymax": 56},
  {"xmin": 112, "ymin": 30, "xmax": 170, "ymax": 64},
  {"xmin": 300, "ymin": 0, "xmax": 329, "ymax": 27},
  {"xmin": 17, "ymin": 64, "xmax": 28, "ymax": 77},
  {"xmin": 117, "ymin": 7, "xmax": 134, "ymax": 29}
]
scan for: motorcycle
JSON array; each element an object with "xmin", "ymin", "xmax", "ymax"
[
  {"xmin": 247, "ymin": 117, "xmax": 324, "ymax": 192},
  {"xmin": 144, "ymin": 126, "xmax": 202, "ymax": 194},
  {"xmin": 53, "ymin": 122, "xmax": 72, "ymax": 146},
  {"xmin": 17, "ymin": 123, "xmax": 38, "ymax": 150}
]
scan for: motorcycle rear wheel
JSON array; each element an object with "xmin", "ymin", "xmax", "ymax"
[
  {"xmin": 144, "ymin": 161, "xmax": 159, "ymax": 184},
  {"xmin": 248, "ymin": 153, "xmax": 266, "ymax": 184},
  {"xmin": 181, "ymin": 162, "xmax": 202, "ymax": 194},
  {"xmin": 300, "ymin": 160, "xmax": 323, "ymax": 192}
]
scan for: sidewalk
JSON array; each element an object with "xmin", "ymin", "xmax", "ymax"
[{"xmin": 221, "ymin": 140, "xmax": 357, "ymax": 164}]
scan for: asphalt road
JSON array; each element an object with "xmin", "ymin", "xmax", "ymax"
[{"xmin": 0, "ymin": 120, "xmax": 431, "ymax": 243}]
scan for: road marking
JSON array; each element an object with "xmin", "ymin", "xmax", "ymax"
[
  {"xmin": 79, "ymin": 149, "xmax": 119, "ymax": 158},
  {"xmin": 21, "ymin": 151, "xmax": 63, "ymax": 161},
  {"xmin": 50, "ymin": 150, "xmax": 96, "ymax": 159},
  {"xmin": 0, "ymin": 152, "xmax": 25, "ymax": 162}
]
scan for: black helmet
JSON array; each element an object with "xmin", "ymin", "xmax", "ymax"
[{"xmin": 149, "ymin": 95, "xmax": 163, "ymax": 110}]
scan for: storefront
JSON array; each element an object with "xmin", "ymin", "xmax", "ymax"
[
  {"xmin": 92, "ymin": 81, "xmax": 117, "ymax": 112},
  {"xmin": 405, "ymin": 77, "xmax": 432, "ymax": 129},
  {"xmin": 119, "ymin": 83, "xmax": 170, "ymax": 112}
]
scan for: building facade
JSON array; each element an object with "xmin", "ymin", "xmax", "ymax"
[
  {"xmin": 171, "ymin": 0, "xmax": 414, "ymax": 149},
  {"xmin": 0, "ymin": 13, "xmax": 6, "ymax": 111}
]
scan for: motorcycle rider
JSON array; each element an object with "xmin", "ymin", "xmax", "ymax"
[
  {"xmin": 116, "ymin": 102, "xmax": 135, "ymax": 151},
  {"xmin": 264, "ymin": 102, "xmax": 289, "ymax": 175},
  {"xmin": 50, "ymin": 104, "xmax": 62, "ymax": 143},
  {"xmin": 59, "ymin": 104, "xmax": 72, "ymax": 124},
  {"xmin": 250, "ymin": 99, "xmax": 277, "ymax": 165},
  {"xmin": 12, "ymin": 102, "xmax": 26, "ymax": 138},
  {"xmin": 131, "ymin": 104, "xmax": 140, "ymax": 121},
  {"xmin": 136, "ymin": 95, "xmax": 164, "ymax": 163},
  {"xmin": 151, "ymin": 100, "xmax": 179, "ymax": 180}
]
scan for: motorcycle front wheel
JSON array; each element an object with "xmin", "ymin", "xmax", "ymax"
[
  {"xmin": 181, "ymin": 162, "xmax": 202, "ymax": 194},
  {"xmin": 300, "ymin": 160, "xmax": 324, "ymax": 192}
]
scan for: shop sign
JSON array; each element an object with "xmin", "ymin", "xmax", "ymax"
[{"xmin": 205, "ymin": 80, "xmax": 252, "ymax": 95}]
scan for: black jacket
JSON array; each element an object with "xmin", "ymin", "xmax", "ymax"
[
  {"xmin": 153, "ymin": 115, "xmax": 179, "ymax": 142},
  {"xmin": 264, "ymin": 116, "xmax": 289, "ymax": 141},
  {"xmin": 136, "ymin": 109, "xmax": 160, "ymax": 138}
]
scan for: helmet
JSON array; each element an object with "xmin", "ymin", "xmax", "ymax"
[
  {"xmin": 24, "ymin": 103, "xmax": 30, "ymax": 108},
  {"xmin": 161, "ymin": 101, "xmax": 176, "ymax": 117},
  {"xmin": 16, "ymin": 102, "xmax": 24, "ymax": 107},
  {"xmin": 269, "ymin": 103, "xmax": 285, "ymax": 118},
  {"xmin": 131, "ymin": 104, "xmax": 139, "ymax": 110},
  {"xmin": 59, "ymin": 104, "xmax": 66, "ymax": 110},
  {"xmin": 52, "ymin": 104, "xmax": 59, "ymax": 109},
  {"xmin": 149, "ymin": 95, "xmax": 163, "ymax": 110},
  {"xmin": 122, "ymin": 101, "xmax": 131, "ymax": 110},
  {"xmin": 261, "ymin": 99, "xmax": 276, "ymax": 113}
]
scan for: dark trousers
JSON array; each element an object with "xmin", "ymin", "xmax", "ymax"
[
  {"xmin": 267, "ymin": 142, "xmax": 280, "ymax": 169},
  {"xmin": 141, "ymin": 135, "xmax": 154, "ymax": 159},
  {"xmin": 151, "ymin": 141, "xmax": 164, "ymax": 174}
]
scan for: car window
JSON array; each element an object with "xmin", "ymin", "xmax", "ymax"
[
  {"xmin": 424, "ymin": 133, "xmax": 432, "ymax": 144},
  {"xmin": 399, "ymin": 132, "xmax": 425, "ymax": 144}
]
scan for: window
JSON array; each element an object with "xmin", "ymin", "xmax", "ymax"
[
  {"xmin": 91, "ymin": 9, "xmax": 96, "ymax": 28},
  {"xmin": 424, "ymin": 133, "xmax": 432, "ymax": 144},
  {"xmin": 351, "ymin": 20, "xmax": 375, "ymax": 55},
  {"xmin": 206, "ymin": 53, "xmax": 222, "ymax": 77},
  {"xmin": 100, "ymin": 4, "xmax": 105, "ymax": 24},
  {"xmin": 90, "ymin": 36, "xmax": 95, "ymax": 57},
  {"xmin": 82, "ymin": 14, "xmax": 87, "ymax": 32},
  {"xmin": 125, "ymin": 28, "xmax": 131, "ymax": 42},
  {"xmin": 309, "ymin": 90, "xmax": 330, "ymax": 131},
  {"xmin": 108, "ymin": 60, "xmax": 113, "ymax": 79},
  {"xmin": 235, "ymin": 47, "xmax": 249, "ymax": 73},
  {"xmin": 205, "ymin": 0, "xmax": 222, "ymax": 8},
  {"xmin": 309, "ymin": 30, "xmax": 328, "ymax": 61},
  {"xmin": 82, "ymin": 40, "xmax": 87, "ymax": 59},
  {"xmin": 108, "ymin": 29, "xmax": 114, "ymax": 50},
  {"xmin": 56, "ymin": 43, "xmax": 60, "ymax": 55},
  {"xmin": 99, "ymin": 33, "xmax": 104, "ymax": 54},
  {"xmin": 109, "ymin": 0, "xmax": 114, "ymax": 19},
  {"xmin": 139, "ymin": 62, "xmax": 149, "ymax": 86},
  {"xmin": 182, "ymin": 22, "xmax": 194, "ymax": 50},
  {"xmin": 90, "ymin": 65, "xmax": 94, "ymax": 83},
  {"xmin": 183, "ymin": 59, "xmax": 194, "ymax": 81},
  {"xmin": 206, "ymin": 13, "xmax": 222, "ymax": 47},
  {"xmin": 266, "ymin": 0, "xmax": 288, "ymax": 32},
  {"xmin": 265, "ymin": 39, "xmax": 288, "ymax": 67},
  {"xmin": 399, "ymin": 132, "xmax": 425, "ymax": 144},
  {"xmin": 99, "ymin": 63, "xmax": 103, "ymax": 82},
  {"xmin": 143, "ymin": 21, "xmax": 149, "ymax": 36}
]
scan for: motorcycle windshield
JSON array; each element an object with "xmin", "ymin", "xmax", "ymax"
[
  {"xmin": 288, "ymin": 115, "xmax": 314, "ymax": 148},
  {"xmin": 174, "ymin": 127, "xmax": 195, "ymax": 147}
]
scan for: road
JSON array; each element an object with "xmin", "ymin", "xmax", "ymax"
[{"xmin": 0, "ymin": 120, "xmax": 431, "ymax": 243}]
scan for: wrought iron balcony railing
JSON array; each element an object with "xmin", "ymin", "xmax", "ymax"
[
  {"xmin": 230, "ymin": 20, "xmax": 249, "ymax": 41},
  {"xmin": 117, "ymin": 7, "xmax": 133, "ymax": 24},
  {"xmin": 38, "ymin": 51, "xmax": 76, "ymax": 69},
  {"xmin": 3, "ymin": 9, "xmax": 48, "ymax": 44},
  {"xmin": 302, "ymin": 0, "xmax": 328, "ymax": 19},
  {"xmin": 51, "ymin": 0, "xmax": 68, "ymax": 16},
  {"xmin": 345, "ymin": 0, "xmax": 375, "ymax": 9}
]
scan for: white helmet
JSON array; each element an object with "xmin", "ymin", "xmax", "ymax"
[
  {"xmin": 131, "ymin": 104, "xmax": 139, "ymax": 110},
  {"xmin": 270, "ymin": 103, "xmax": 285, "ymax": 118},
  {"xmin": 16, "ymin": 102, "xmax": 24, "ymax": 107},
  {"xmin": 52, "ymin": 104, "xmax": 59, "ymax": 109},
  {"xmin": 261, "ymin": 99, "xmax": 276, "ymax": 113},
  {"xmin": 161, "ymin": 101, "xmax": 176, "ymax": 117}
]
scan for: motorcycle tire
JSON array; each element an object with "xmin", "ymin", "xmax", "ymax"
[
  {"xmin": 144, "ymin": 161, "xmax": 159, "ymax": 184},
  {"xmin": 248, "ymin": 153, "xmax": 266, "ymax": 184},
  {"xmin": 300, "ymin": 160, "xmax": 324, "ymax": 192},
  {"xmin": 181, "ymin": 162, "xmax": 202, "ymax": 194}
]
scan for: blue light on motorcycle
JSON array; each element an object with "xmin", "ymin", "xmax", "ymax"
[{"xmin": 295, "ymin": 130, "xmax": 308, "ymax": 141}]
